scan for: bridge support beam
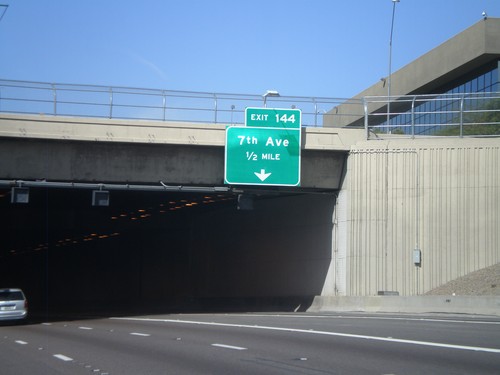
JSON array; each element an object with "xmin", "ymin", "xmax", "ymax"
[{"xmin": 0, "ymin": 137, "xmax": 347, "ymax": 190}]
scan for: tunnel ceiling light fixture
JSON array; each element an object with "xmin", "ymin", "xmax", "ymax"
[
  {"xmin": 237, "ymin": 194, "xmax": 254, "ymax": 210},
  {"xmin": 11, "ymin": 187, "xmax": 29, "ymax": 204},
  {"xmin": 92, "ymin": 190, "xmax": 110, "ymax": 207}
]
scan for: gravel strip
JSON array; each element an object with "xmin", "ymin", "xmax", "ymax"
[{"xmin": 425, "ymin": 263, "xmax": 500, "ymax": 296}]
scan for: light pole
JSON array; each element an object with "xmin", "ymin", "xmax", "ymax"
[
  {"xmin": 0, "ymin": 4, "xmax": 8, "ymax": 23},
  {"xmin": 263, "ymin": 90, "xmax": 280, "ymax": 108},
  {"xmin": 387, "ymin": 0, "xmax": 400, "ymax": 131}
]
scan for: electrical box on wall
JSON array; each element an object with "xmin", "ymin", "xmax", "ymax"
[{"xmin": 413, "ymin": 249, "xmax": 422, "ymax": 265}]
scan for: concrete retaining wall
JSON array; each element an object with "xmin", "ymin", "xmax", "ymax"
[
  {"xmin": 336, "ymin": 137, "xmax": 500, "ymax": 297},
  {"xmin": 309, "ymin": 295, "xmax": 500, "ymax": 316}
]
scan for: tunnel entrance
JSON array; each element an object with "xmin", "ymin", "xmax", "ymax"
[{"xmin": 0, "ymin": 186, "xmax": 335, "ymax": 316}]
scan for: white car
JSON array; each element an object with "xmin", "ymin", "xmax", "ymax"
[{"xmin": 0, "ymin": 288, "xmax": 28, "ymax": 322}]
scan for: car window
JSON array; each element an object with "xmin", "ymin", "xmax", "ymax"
[{"xmin": 0, "ymin": 291, "xmax": 24, "ymax": 301}]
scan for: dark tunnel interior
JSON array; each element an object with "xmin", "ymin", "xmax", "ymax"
[{"xmin": 0, "ymin": 187, "xmax": 335, "ymax": 318}]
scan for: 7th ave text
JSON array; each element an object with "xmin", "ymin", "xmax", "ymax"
[{"xmin": 237, "ymin": 135, "xmax": 290, "ymax": 147}]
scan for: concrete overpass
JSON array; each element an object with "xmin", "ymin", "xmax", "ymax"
[
  {"xmin": 0, "ymin": 113, "xmax": 363, "ymax": 189},
  {"xmin": 0, "ymin": 111, "xmax": 365, "ymax": 314}
]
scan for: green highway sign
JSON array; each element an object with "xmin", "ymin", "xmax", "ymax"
[
  {"xmin": 224, "ymin": 126, "xmax": 301, "ymax": 186},
  {"xmin": 245, "ymin": 107, "xmax": 301, "ymax": 128}
]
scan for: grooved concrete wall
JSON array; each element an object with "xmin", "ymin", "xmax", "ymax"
[{"xmin": 339, "ymin": 138, "xmax": 500, "ymax": 296}]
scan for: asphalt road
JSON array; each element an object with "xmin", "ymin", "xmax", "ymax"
[{"xmin": 1, "ymin": 312, "xmax": 499, "ymax": 374}]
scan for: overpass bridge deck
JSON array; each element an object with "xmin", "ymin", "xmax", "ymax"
[
  {"xmin": 0, "ymin": 113, "xmax": 364, "ymax": 191},
  {"xmin": 0, "ymin": 113, "xmax": 363, "ymax": 151}
]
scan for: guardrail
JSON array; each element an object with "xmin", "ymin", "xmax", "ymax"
[
  {"xmin": 2, "ymin": 79, "xmax": 498, "ymax": 137},
  {"xmin": 0, "ymin": 79, "xmax": 360, "ymax": 128},
  {"xmin": 364, "ymin": 92, "xmax": 500, "ymax": 139}
]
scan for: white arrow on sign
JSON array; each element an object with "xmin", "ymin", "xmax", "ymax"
[{"xmin": 254, "ymin": 169, "xmax": 272, "ymax": 182}]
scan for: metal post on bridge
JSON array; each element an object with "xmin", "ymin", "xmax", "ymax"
[
  {"xmin": 313, "ymin": 99, "xmax": 318, "ymax": 127},
  {"xmin": 411, "ymin": 95, "xmax": 416, "ymax": 139},
  {"xmin": 214, "ymin": 94, "xmax": 218, "ymax": 124},
  {"xmin": 52, "ymin": 83, "xmax": 57, "ymax": 116},
  {"xmin": 109, "ymin": 87, "xmax": 113, "ymax": 119},
  {"xmin": 459, "ymin": 94, "xmax": 465, "ymax": 138},
  {"xmin": 363, "ymin": 97, "xmax": 369, "ymax": 140},
  {"xmin": 162, "ymin": 91, "xmax": 167, "ymax": 121}
]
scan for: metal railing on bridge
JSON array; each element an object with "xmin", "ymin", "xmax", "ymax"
[
  {"xmin": 364, "ymin": 92, "xmax": 500, "ymax": 139},
  {"xmin": 0, "ymin": 79, "xmax": 360, "ymax": 128},
  {"xmin": 1, "ymin": 79, "xmax": 498, "ymax": 138}
]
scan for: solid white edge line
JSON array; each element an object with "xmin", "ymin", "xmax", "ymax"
[
  {"xmin": 111, "ymin": 317, "xmax": 500, "ymax": 354},
  {"xmin": 53, "ymin": 354, "xmax": 73, "ymax": 362},
  {"xmin": 221, "ymin": 314, "xmax": 500, "ymax": 325},
  {"xmin": 212, "ymin": 343, "xmax": 247, "ymax": 351}
]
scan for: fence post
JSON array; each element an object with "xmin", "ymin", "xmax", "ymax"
[
  {"xmin": 52, "ymin": 84, "xmax": 57, "ymax": 115},
  {"xmin": 363, "ymin": 97, "xmax": 369, "ymax": 140},
  {"xmin": 214, "ymin": 94, "xmax": 218, "ymax": 124},
  {"xmin": 411, "ymin": 95, "xmax": 416, "ymax": 138},
  {"xmin": 109, "ymin": 87, "xmax": 113, "ymax": 119},
  {"xmin": 162, "ymin": 91, "xmax": 166, "ymax": 121},
  {"xmin": 313, "ymin": 99, "xmax": 318, "ymax": 127},
  {"xmin": 459, "ymin": 94, "xmax": 464, "ymax": 138}
]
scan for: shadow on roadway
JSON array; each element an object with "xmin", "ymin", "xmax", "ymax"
[{"xmin": 17, "ymin": 296, "xmax": 316, "ymax": 325}]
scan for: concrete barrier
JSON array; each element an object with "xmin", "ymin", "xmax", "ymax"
[{"xmin": 308, "ymin": 296, "xmax": 500, "ymax": 316}]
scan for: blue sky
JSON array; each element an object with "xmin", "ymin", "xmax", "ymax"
[{"xmin": 0, "ymin": 0, "xmax": 499, "ymax": 98}]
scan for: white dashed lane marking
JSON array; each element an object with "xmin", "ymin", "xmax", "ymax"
[
  {"xmin": 129, "ymin": 332, "xmax": 150, "ymax": 337},
  {"xmin": 53, "ymin": 354, "xmax": 73, "ymax": 362},
  {"xmin": 211, "ymin": 343, "xmax": 247, "ymax": 351},
  {"xmin": 15, "ymin": 340, "xmax": 28, "ymax": 345}
]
